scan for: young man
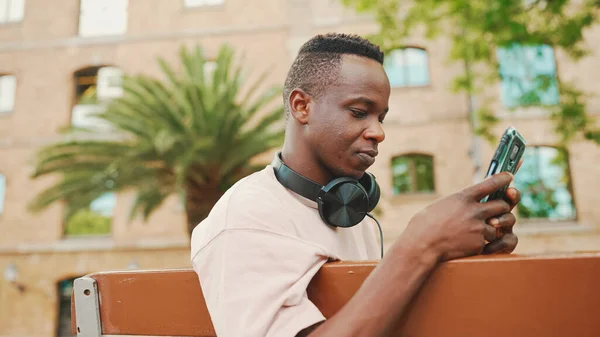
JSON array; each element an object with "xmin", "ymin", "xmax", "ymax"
[{"xmin": 191, "ymin": 33, "xmax": 521, "ymax": 337}]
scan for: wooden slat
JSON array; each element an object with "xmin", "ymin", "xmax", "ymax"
[
  {"xmin": 72, "ymin": 252, "xmax": 600, "ymax": 337},
  {"xmin": 72, "ymin": 268, "xmax": 215, "ymax": 337}
]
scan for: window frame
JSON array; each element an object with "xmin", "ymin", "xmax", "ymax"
[
  {"xmin": 384, "ymin": 47, "xmax": 431, "ymax": 88},
  {"xmin": 70, "ymin": 65, "xmax": 123, "ymax": 131},
  {"xmin": 0, "ymin": 0, "xmax": 25, "ymax": 24},
  {"xmin": 77, "ymin": 0, "xmax": 128, "ymax": 38},
  {"xmin": 391, "ymin": 153, "xmax": 436, "ymax": 195},
  {"xmin": 0, "ymin": 74, "xmax": 17, "ymax": 114},
  {"xmin": 63, "ymin": 192, "xmax": 117, "ymax": 238},
  {"xmin": 512, "ymin": 145, "xmax": 577, "ymax": 223},
  {"xmin": 496, "ymin": 43, "xmax": 560, "ymax": 108}
]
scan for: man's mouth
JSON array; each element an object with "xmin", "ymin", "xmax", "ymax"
[{"xmin": 356, "ymin": 150, "xmax": 378, "ymax": 166}]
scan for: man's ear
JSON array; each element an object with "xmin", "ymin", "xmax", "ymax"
[{"xmin": 288, "ymin": 88, "xmax": 311, "ymax": 125}]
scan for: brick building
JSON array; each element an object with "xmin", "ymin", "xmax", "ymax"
[{"xmin": 0, "ymin": 1, "xmax": 599, "ymax": 336}]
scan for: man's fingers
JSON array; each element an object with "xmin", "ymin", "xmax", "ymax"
[
  {"xmin": 482, "ymin": 233, "xmax": 518, "ymax": 254},
  {"xmin": 483, "ymin": 224, "xmax": 497, "ymax": 242},
  {"xmin": 487, "ymin": 213, "xmax": 516, "ymax": 231},
  {"xmin": 485, "ymin": 213, "xmax": 516, "ymax": 242},
  {"xmin": 466, "ymin": 172, "xmax": 514, "ymax": 201},
  {"xmin": 478, "ymin": 199, "xmax": 511, "ymax": 220},
  {"xmin": 504, "ymin": 187, "xmax": 521, "ymax": 210}
]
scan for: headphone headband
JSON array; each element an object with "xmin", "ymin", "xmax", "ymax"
[{"xmin": 270, "ymin": 152, "xmax": 322, "ymax": 202}]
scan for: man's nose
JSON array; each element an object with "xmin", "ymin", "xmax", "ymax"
[{"xmin": 364, "ymin": 120, "xmax": 385, "ymax": 143}]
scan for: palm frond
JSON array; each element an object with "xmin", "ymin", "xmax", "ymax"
[{"xmin": 30, "ymin": 43, "xmax": 285, "ymax": 233}]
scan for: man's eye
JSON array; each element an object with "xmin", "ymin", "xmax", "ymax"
[{"xmin": 350, "ymin": 109, "xmax": 367, "ymax": 118}]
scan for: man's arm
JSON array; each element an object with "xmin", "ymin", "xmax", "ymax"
[
  {"xmin": 302, "ymin": 172, "xmax": 520, "ymax": 337},
  {"xmin": 300, "ymin": 232, "xmax": 438, "ymax": 337}
]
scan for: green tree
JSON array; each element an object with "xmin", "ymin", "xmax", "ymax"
[
  {"xmin": 341, "ymin": 0, "xmax": 600, "ymax": 146},
  {"xmin": 63, "ymin": 208, "xmax": 112, "ymax": 236},
  {"xmin": 29, "ymin": 44, "xmax": 285, "ymax": 235}
]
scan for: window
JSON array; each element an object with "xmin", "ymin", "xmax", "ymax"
[
  {"xmin": 72, "ymin": 66, "xmax": 122, "ymax": 130},
  {"xmin": 57, "ymin": 277, "xmax": 78, "ymax": 337},
  {"xmin": 392, "ymin": 154, "xmax": 435, "ymax": 194},
  {"xmin": 0, "ymin": 75, "xmax": 16, "ymax": 113},
  {"xmin": 64, "ymin": 192, "xmax": 116, "ymax": 236},
  {"xmin": 384, "ymin": 48, "xmax": 430, "ymax": 87},
  {"xmin": 513, "ymin": 146, "xmax": 576, "ymax": 221},
  {"xmin": 0, "ymin": 173, "xmax": 5, "ymax": 215},
  {"xmin": 96, "ymin": 67, "xmax": 123, "ymax": 100},
  {"xmin": 74, "ymin": 66, "xmax": 123, "ymax": 104},
  {"xmin": 0, "ymin": 0, "xmax": 25, "ymax": 24},
  {"xmin": 496, "ymin": 44, "xmax": 559, "ymax": 107},
  {"xmin": 184, "ymin": 0, "xmax": 224, "ymax": 7},
  {"xmin": 78, "ymin": 0, "xmax": 128, "ymax": 37}
]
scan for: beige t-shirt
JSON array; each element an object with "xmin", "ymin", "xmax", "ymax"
[{"xmin": 190, "ymin": 164, "xmax": 381, "ymax": 337}]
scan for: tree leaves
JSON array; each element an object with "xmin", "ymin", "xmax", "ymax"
[
  {"xmin": 29, "ymin": 44, "xmax": 285, "ymax": 234},
  {"xmin": 343, "ymin": 0, "xmax": 600, "ymax": 146}
]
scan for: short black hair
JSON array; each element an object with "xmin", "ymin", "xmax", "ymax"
[{"xmin": 283, "ymin": 33, "xmax": 384, "ymax": 116}]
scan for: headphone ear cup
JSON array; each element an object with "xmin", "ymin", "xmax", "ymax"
[
  {"xmin": 318, "ymin": 177, "xmax": 369, "ymax": 228},
  {"xmin": 359, "ymin": 172, "xmax": 380, "ymax": 212}
]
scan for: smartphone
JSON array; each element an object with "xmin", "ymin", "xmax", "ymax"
[{"xmin": 481, "ymin": 126, "xmax": 526, "ymax": 202}]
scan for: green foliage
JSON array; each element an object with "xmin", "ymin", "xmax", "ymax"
[
  {"xmin": 78, "ymin": 86, "xmax": 99, "ymax": 105},
  {"xmin": 342, "ymin": 0, "xmax": 600, "ymax": 146},
  {"xmin": 513, "ymin": 146, "xmax": 577, "ymax": 220},
  {"xmin": 64, "ymin": 209, "xmax": 111, "ymax": 236},
  {"xmin": 391, "ymin": 154, "xmax": 435, "ymax": 194},
  {"xmin": 29, "ymin": 44, "xmax": 285, "ymax": 234}
]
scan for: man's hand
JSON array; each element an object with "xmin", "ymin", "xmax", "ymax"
[
  {"xmin": 482, "ymin": 186, "xmax": 521, "ymax": 254},
  {"xmin": 303, "ymin": 173, "xmax": 523, "ymax": 337},
  {"xmin": 404, "ymin": 172, "xmax": 519, "ymax": 263},
  {"xmin": 482, "ymin": 159, "xmax": 523, "ymax": 255}
]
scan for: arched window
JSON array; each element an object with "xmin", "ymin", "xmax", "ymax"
[
  {"xmin": 513, "ymin": 146, "xmax": 576, "ymax": 221},
  {"xmin": 391, "ymin": 154, "xmax": 435, "ymax": 195},
  {"xmin": 384, "ymin": 47, "xmax": 430, "ymax": 87},
  {"xmin": 0, "ymin": 74, "xmax": 16, "ymax": 114},
  {"xmin": 64, "ymin": 192, "xmax": 116, "ymax": 236},
  {"xmin": 56, "ymin": 277, "xmax": 79, "ymax": 337},
  {"xmin": 0, "ymin": 173, "xmax": 5, "ymax": 215},
  {"xmin": 496, "ymin": 44, "xmax": 559, "ymax": 107},
  {"xmin": 72, "ymin": 66, "xmax": 123, "ymax": 130},
  {"xmin": 74, "ymin": 66, "xmax": 123, "ymax": 104}
]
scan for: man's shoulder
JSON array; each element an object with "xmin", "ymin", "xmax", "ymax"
[
  {"xmin": 191, "ymin": 166, "xmax": 294, "ymax": 249},
  {"xmin": 221, "ymin": 166, "xmax": 292, "ymax": 216}
]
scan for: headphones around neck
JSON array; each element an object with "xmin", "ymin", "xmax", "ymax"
[{"xmin": 271, "ymin": 152, "xmax": 381, "ymax": 228}]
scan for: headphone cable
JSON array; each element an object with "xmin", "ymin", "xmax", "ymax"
[{"xmin": 366, "ymin": 213, "xmax": 384, "ymax": 259}]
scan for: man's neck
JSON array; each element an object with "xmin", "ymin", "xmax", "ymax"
[{"xmin": 280, "ymin": 143, "xmax": 332, "ymax": 186}]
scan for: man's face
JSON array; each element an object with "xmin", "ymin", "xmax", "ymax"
[{"xmin": 307, "ymin": 55, "xmax": 390, "ymax": 180}]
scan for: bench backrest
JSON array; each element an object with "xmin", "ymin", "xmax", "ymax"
[{"xmin": 72, "ymin": 252, "xmax": 600, "ymax": 337}]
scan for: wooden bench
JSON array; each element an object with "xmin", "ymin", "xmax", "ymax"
[{"xmin": 71, "ymin": 252, "xmax": 600, "ymax": 337}]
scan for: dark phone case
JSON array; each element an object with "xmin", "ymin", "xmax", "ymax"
[{"xmin": 481, "ymin": 127, "xmax": 527, "ymax": 202}]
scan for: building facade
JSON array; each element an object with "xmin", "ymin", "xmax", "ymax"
[{"xmin": 0, "ymin": 1, "xmax": 599, "ymax": 336}]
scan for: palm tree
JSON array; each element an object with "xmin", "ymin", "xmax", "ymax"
[{"xmin": 29, "ymin": 44, "xmax": 285, "ymax": 235}]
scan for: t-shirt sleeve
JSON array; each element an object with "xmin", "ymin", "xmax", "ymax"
[{"xmin": 192, "ymin": 228, "xmax": 328, "ymax": 337}]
